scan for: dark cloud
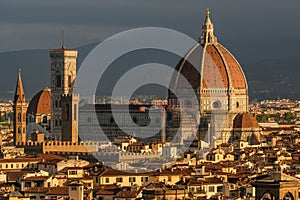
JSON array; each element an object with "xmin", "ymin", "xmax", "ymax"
[{"xmin": 0, "ymin": 0, "xmax": 299, "ymax": 62}]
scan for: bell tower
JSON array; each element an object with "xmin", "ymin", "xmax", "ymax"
[
  {"xmin": 61, "ymin": 94, "xmax": 79, "ymax": 143},
  {"xmin": 50, "ymin": 41, "xmax": 78, "ymax": 140},
  {"xmin": 13, "ymin": 69, "xmax": 27, "ymax": 145}
]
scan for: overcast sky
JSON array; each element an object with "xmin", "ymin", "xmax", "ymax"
[{"xmin": 1, "ymin": 0, "xmax": 300, "ymax": 62}]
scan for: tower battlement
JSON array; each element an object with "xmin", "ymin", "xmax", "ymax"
[
  {"xmin": 61, "ymin": 93, "xmax": 80, "ymax": 98},
  {"xmin": 49, "ymin": 49, "xmax": 78, "ymax": 58},
  {"xmin": 16, "ymin": 140, "xmax": 92, "ymax": 155}
]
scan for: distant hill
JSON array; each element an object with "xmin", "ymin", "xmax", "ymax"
[
  {"xmin": 245, "ymin": 58, "xmax": 300, "ymax": 101},
  {"xmin": 0, "ymin": 42, "xmax": 98, "ymax": 101},
  {"xmin": 1, "ymin": 42, "xmax": 300, "ymax": 101}
]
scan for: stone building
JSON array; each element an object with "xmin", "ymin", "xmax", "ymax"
[
  {"xmin": 61, "ymin": 93, "xmax": 79, "ymax": 143},
  {"xmin": 12, "ymin": 43, "xmax": 88, "ymax": 156},
  {"xmin": 13, "ymin": 70, "xmax": 28, "ymax": 145},
  {"xmin": 13, "ymin": 9, "xmax": 254, "ymax": 154},
  {"xmin": 168, "ymin": 9, "xmax": 248, "ymax": 146},
  {"xmin": 253, "ymin": 173, "xmax": 300, "ymax": 200},
  {"xmin": 79, "ymin": 104, "xmax": 165, "ymax": 143},
  {"xmin": 49, "ymin": 45, "xmax": 78, "ymax": 140}
]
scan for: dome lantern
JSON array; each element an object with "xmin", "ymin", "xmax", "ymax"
[{"xmin": 200, "ymin": 8, "xmax": 217, "ymax": 45}]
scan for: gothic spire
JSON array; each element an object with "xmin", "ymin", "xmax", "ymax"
[
  {"xmin": 14, "ymin": 69, "xmax": 26, "ymax": 103},
  {"xmin": 200, "ymin": 8, "xmax": 217, "ymax": 45}
]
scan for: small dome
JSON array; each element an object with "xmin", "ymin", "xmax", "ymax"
[
  {"xmin": 27, "ymin": 88, "xmax": 51, "ymax": 115},
  {"xmin": 233, "ymin": 113, "xmax": 259, "ymax": 129}
]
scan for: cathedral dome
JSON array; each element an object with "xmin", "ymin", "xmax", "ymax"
[
  {"xmin": 173, "ymin": 9, "xmax": 247, "ymax": 91},
  {"xmin": 27, "ymin": 88, "xmax": 51, "ymax": 115},
  {"xmin": 233, "ymin": 113, "xmax": 259, "ymax": 129},
  {"xmin": 168, "ymin": 9, "xmax": 250, "ymax": 144}
]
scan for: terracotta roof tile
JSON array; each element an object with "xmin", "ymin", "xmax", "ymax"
[
  {"xmin": 25, "ymin": 187, "xmax": 49, "ymax": 193},
  {"xmin": 46, "ymin": 187, "xmax": 68, "ymax": 195},
  {"xmin": 0, "ymin": 157, "xmax": 41, "ymax": 163},
  {"xmin": 233, "ymin": 113, "xmax": 259, "ymax": 129},
  {"xmin": 27, "ymin": 88, "xmax": 51, "ymax": 115},
  {"xmin": 6, "ymin": 172, "xmax": 26, "ymax": 182},
  {"xmin": 173, "ymin": 43, "xmax": 247, "ymax": 90},
  {"xmin": 96, "ymin": 189, "xmax": 115, "ymax": 195},
  {"xmin": 115, "ymin": 190, "xmax": 138, "ymax": 198},
  {"xmin": 24, "ymin": 176, "xmax": 50, "ymax": 181}
]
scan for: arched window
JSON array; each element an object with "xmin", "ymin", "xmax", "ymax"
[
  {"xmin": 55, "ymin": 100, "xmax": 58, "ymax": 108},
  {"xmin": 18, "ymin": 113, "xmax": 21, "ymax": 121},
  {"xmin": 66, "ymin": 104, "xmax": 70, "ymax": 121},
  {"xmin": 283, "ymin": 192, "xmax": 294, "ymax": 200},
  {"xmin": 42, "ymin": 116, "xmax": 47, "ymax": 124},
  {"xmin": 132, "ymin": 117, "xmax": 137, "ymax": 124},
  {"xmin": 260, "ymin": 192, "xmax": 275, "ymax": 200},
  {"xmin": 236, "ymin": 102, "xmax": 240, "ymax": 108},
  {"xmin": 56, "ymin": 73, "xmax": 62, "ymax": 88},
  {"xmin": 74, "ymin": 104, "xmax": 77, "ymax": 121},
  {"xmin": 68, "ymin": 75, "xmax": 72, "ymax": 88},
  {"xmin": 87, "ymin": 117, "xmax": 92, "ymax": 123},
  {"xmin": 18, "ymin": 126, "xmax": 21, "ymax": 133},
  {"xmin": 110, "ymin": 117, "xmax": 115, "ymax": 124}
]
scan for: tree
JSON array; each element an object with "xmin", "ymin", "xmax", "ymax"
[
  {"xmin": 0, "ymin": 115, "xmax": 5, "ymax": 122},
  {"xmin": 257, "ymin": 114, "xmax": 270, "ymax": 122},
  {"xmin": 284, "ymin": 112, "xmax": 295, "ymax": 122}
]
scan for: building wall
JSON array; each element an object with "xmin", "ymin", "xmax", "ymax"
[
  {"xmin": 255, "ymin": 183, "xmax": 300, "ymax": 200},
  {"xmin": 69, "ymin": 185, "xmax": 84, "ymax": 200},
  {"xmin": 13, "ymin": 102, "xmax": 27, "ymax": 145},
  {"xmin": 79, "ymin": 106, "xmax": 163, "ymax": 143},
  {"xmin": 57, "ymin": 159, "xmax": 89, "ymax": 172},
  {"xmin": 42, "ymin": 141, "xmax": 90, "ymax": 154},
  {"xmin": 61, "ymin": 94, "xmax": 79, "ymax": 143},
  {"xmin": 50, "ymin": 49, "xmax": 77, "ymax": 139},
  {"xmin": 98, "ymin": 175, "xmax": 151, "ymax": 187},
  {"xmin": 27, "ymin": 113, "xmax": 51, "ymax": 131},
  {"xmin": 67, "ymin": 169, "xmax": 84, "ymax": 179},
  {"xmin": 153, "ymin": 174, "xmax": 181, "ymax": 185},
  {"xmin": 0, "ymin": 159, "xmax": 40, "ymax": 171},
  {"xmin": 200, "ymin": 88, "xmax": 248, "ymax": 144}
]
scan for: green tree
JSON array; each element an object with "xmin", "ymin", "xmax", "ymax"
[
  {"xmin": 257, "ymin": 114, "xmax": 270, "ymax": 122},
  {"xmin": 284, "ymin": 112, "xmax": 295, "ymax": 122},
  {"xmin": 0, "ymin": 115, "xmax": 5, "ymax": 122}
]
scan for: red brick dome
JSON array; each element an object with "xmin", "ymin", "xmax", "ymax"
[
  {"xmin": 174, "ymin": 43, "xmax": 247, "ymax": 90},
  {"xmin": 172, "ymin": 9, "xmax": 247, "ymax": 91},
  {"xmin": 27, "ymin": 88, "xmax": 51, "ymax": 115},
  {"xmin": 233, "ymin": 113, "xmax": 259, "ymax": 129}
]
